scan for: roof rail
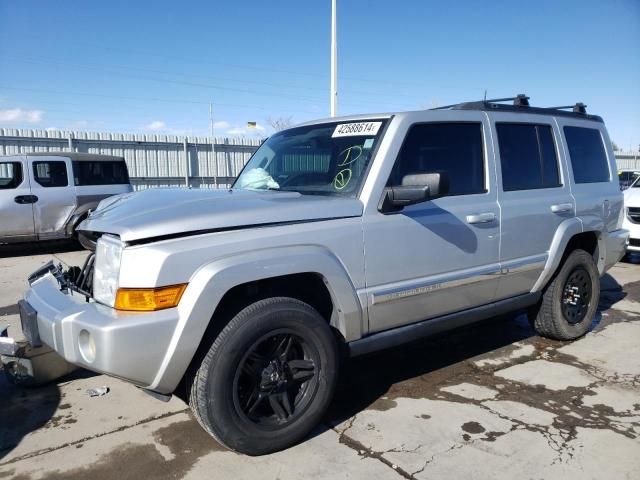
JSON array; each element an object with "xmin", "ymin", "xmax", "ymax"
[
  {"xmin": 547, "ymin": 102, "xmax": 588, "ymax": 114},
  {"xmin": 432, "ymin": 94, "xmax": 531, "ymax": 110},
  {"xmin": 428, "ymin": 95, "xmax": 600, "ymax": 121}
]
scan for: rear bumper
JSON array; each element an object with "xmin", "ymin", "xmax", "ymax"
[
  {"xmin": 24, "ymin": 273, "xmax": 179, "ymax": 389},
  {"xmin": 603, "ymin": 228, "xmax": 630, "ymax": 268}
]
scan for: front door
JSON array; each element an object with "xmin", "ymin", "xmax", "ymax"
[
  {"xmin": 27, "ymin": 156, "xmax": 76, "ymax": 239},
  {"xmin": 363, "ymin": 114, "xmax": 501, "ymax": 333},
  {"xmin": 1, "ymin": 156, "xmax": 35, "ymax": 239}
]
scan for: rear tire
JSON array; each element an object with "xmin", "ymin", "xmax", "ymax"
[
  {"xmin": 188, "ymin": 297, "xmax": 339, "ymax": 455},
  {"xmin": 530, "ymin": 249, "xmax": 600, "ymax": 340}
]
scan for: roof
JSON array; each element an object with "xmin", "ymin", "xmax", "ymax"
[
  {"xmin": 10, "ymin": 152, "xmax": 125, "ymax": 162},
  {"xmin": 297, "ymin": 95, "xmax": 603, "ymax": 128}
]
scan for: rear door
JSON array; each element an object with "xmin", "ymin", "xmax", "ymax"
[
  {"xmin": 27, "ymin": 156, "xmax": 76, "ymax": 238},
  {"xmin": 0, "ymin": 156, "xmax": 35, "ymax": 238},
  {"xmin": 491, "ymin": 113, "xmax": 575, "ymax": 299}
]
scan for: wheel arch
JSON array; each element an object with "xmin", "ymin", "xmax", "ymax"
[
  {"xmin": 150, "ymin": 245, "xmax": 363, "ymax": 393},
  {"xmin": 532, "ymin": 218, "xmax": 603, "ymax": 292}
]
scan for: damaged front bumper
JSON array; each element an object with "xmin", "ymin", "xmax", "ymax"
[{"xmin": 4, "ymin": 260, "xmax": 180, "ymax": 390}]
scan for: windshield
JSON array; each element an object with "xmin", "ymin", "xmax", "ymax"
[{"xmin": 233, "ymin": 120, "xmax": 388, "ymax": 196}]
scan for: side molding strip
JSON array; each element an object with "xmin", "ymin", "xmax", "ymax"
[{"xmin": 349, "ymin": 292, "xmax": 541, "ymax": 357}]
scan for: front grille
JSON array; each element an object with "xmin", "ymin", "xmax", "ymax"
[
  {"xmin": 628, "ymin": 207, "xmax": 640, "ymax": 224},
  {"xmin": 630, "ymin": 238, "xmax": 640, "ymax": 247}
]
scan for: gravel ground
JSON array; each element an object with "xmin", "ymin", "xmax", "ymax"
[{"xmin": 1, "ymin": 243, "xmax": 639, "ymax": 480}]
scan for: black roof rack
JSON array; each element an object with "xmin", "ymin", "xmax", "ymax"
[{"xmin": 431, "ymin": 95, "xmax": 602, "ymax": 122}]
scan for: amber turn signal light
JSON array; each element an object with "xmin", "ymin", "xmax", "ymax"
[{"xmin": 114, "ymin": 284, "xmax": 187, "ymax": 311}]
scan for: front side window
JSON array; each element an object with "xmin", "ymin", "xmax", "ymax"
[
  {"xmin": 73, "ymin": 161, "xmax": 130, "ymax": 186},
  {"xmin": 33, "ymin": 161, "xmax": 68, "ymax": 187},
  {"xmin": 387, "ymin": 122, "xmax": 485, "ymax": 196},
  {"xmin": 497, "ymin": 123, "xmax": 560, "ymax": 191},
  {"xmin": 233, "ymin": 120, "xmax": 388, "ymax": 196},
  {"xmin": 564, "ymin": 126, "xmax": 610, "ymax": 184},
  {"xmin": 0, "ymin": 162, "xmax": 23, "ymax": 189}
]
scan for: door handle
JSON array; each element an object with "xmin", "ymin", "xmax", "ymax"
[
  {"xmin": 14, "ymin": 195, "xmax": 39, "ymax": 204},
  {"xmin": 466, "ymin": 212, "xmax": 496, "ymax": 224},
  {"xmin": 550, "ymin": 203, "xmax": 573, "ymax": 214}
]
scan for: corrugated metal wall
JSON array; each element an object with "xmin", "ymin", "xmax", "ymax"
[
  {"xmin": 1, "ymin": 129, "xmax": 638, "ymax": 188},
  {"xmin": 0, "ymin": 128, "xmax": 262, "ymax": 190},
  {"xmin": 615, "ymin": 152, "xmax": 640, "ymax": 171}
]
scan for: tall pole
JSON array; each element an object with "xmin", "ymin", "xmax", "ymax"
[
  {"xmin": 210, "ymin": 102, "xmax": 218, "ymax": 188},
  {"xmin": 330, "ymin": 0, "xmax": 337, "ymax": 117}
]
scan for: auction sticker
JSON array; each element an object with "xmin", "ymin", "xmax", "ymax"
[{"xmin": 332, "ymin": 121, "xmax": 382, "ymax": 138}]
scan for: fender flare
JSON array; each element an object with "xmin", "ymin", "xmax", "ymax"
[
  {"xmin": 531, "ymin": 218, "xmax": 583, "ymax": 292},
  {"xmin": 149, "ymin": 245, "xmax": 363, "ymax": 392}
]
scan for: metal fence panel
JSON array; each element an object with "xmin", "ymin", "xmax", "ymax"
[
  {"xmin": 1, "ymin": 129, "xmax": 638, "ymax": 189},
  {"xmin": 0, "ymin": 128, "xmax": 261, "ymax": 190}
]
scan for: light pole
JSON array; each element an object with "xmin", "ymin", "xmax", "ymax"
[{"xmin": 330, "ymin": 0, "xmax": 337, "ymax": 117}]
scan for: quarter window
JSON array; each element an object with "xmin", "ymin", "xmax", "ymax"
[
  {"xmin": 497, "ymin": 123, "xmax": 560, "ymax": 191},
  {"xmin": 388, "ymin": 123, "xmax": 485, "ymax": 196},
  {"xmin": 563, "ymin": 127, "xmax": 610, "ymax": 183},
  {"xmin": 0, "ymin": 162, "xmax": 23, "ymax": 189},
  {"xmin": 73, "ymin": 161, "xmax": 130, "ymax": 186},
  {"xmin": 33, "ymin": 161, "xmax": 68, "ymax": 187}
]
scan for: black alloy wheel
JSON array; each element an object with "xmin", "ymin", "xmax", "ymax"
[
  {"xmin": 561, "ymin": 267, "xmax": 592, "ymax": 324},
  {"xmin": 233, "ymin": 331, "xmax": 318, "ymax": 427}
]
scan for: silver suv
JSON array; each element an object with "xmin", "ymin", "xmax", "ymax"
[
  {"xmin": 0, "ymin": 152, "xmax": 132, "ymax": 245},
  {"xmin": 16, "ymin": 96, "xmax": 629, "ymax": 455}
]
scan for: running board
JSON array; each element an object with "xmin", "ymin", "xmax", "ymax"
[{"xmin": 349, "ymin": 292, "xmax": 540, "ymax": 357}]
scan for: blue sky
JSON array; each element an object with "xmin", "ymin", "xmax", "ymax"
[{"xmin": 0, "ymin": 0, "xmax": 638, "ymax": 147}]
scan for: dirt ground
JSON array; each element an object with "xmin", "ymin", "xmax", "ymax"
[{"xmin": 1, "ymin": 242, "xmax": 639, "ymax": 479}]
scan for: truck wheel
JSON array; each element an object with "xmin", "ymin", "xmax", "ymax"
[
  {"xmin": 530, "ymin": 249, "xmax": 600, "ymax": 340},
  {"xmin": 189, "ymin": 297, "xmax": 339, "ymax": 455}
]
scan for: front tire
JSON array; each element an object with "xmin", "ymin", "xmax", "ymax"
[
  {"xmin": 530, "ymin": 249, "xmax": 600, "ymax": 340},
  {"xmin": 189, "ymin": 297, "xmax": 339, "ymax": 455}
]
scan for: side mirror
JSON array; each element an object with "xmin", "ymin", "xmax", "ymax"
[{"xmin": 379, "ymin": 172, "xmax": 449, "ymax": 212}]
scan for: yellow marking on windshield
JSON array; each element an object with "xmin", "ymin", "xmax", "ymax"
[
  {"xmin": 333, "ymin": 169, "xmax": 352, "ymax": 190},
  {"xmin": 338, "ymin": 145, "xmax": 363, "ymax": 167}
]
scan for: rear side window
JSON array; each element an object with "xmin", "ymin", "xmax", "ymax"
[
  {"xmin": 388, "ymin": 122, "xmax": 485, "ymax": 196},
  {"xmin": 564, "ymin": 127, "xmax": 610, "ymax": 183},
  {"xmin": 33, "ymin": 161, "xmax": 68, "ymax": 187},
  {"xmin": 0, "ymin": 162, "xmax": 23, "ymax": 189},
  {"xmin": 497, "ymin": 123, "xmax": 560, "ymax": 191},
  {"xmin": 73, "ymin": 161, "xmax": 130, "ymax": 186}
]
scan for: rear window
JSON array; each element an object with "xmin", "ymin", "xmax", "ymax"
[
  {"xmin": 73, "ymin": 161, "xmax": 130, "ymax": 186},
  {"xmin": 33, "ymin": 161, "xmax": 68, "ymax": 187},
  {"xmin": 497, "ymin": 123, "xmax": 560, "ymax": 191},
  {"xmin": 564, "ymin": 127, "xmax": 610, "ymax": 184},
  {"xmin": 0, "ymin": 162, "xmax": 23, "ymax": 189}
]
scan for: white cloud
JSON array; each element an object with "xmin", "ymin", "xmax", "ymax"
[
  {"xmin": 226, "ymin": 128, "xmax": 246, "ymax": 135},
  {"xmin": 0, "ymin": 108, "xmax": 44, "ymax": 123},
  {"xmin": 145, "ymin": 120, "xmax": 166, "ymax": 131},
  {"xmin": 213, "ymin": 120, "xmax": 230, "ymax": 129}
]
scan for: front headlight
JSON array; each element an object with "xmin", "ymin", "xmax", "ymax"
[{"xmin": 93, "ymin": 235, "xmax": 124, "ymax": 307}]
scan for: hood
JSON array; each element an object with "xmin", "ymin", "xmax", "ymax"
[
  {"xmin": 624, "ymin": 187, "xmax": 640, "ymax": 207},
  {"xmin": 78, "ymin": 188, "xmax": 363, "ymax": 242}
]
